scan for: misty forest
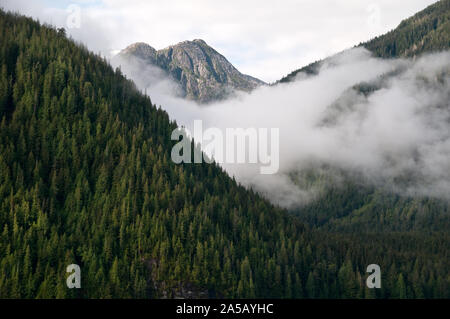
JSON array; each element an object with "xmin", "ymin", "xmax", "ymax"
[{"xmin": 0, "ymin": 0, "xmax": 449, "ymax": 299}]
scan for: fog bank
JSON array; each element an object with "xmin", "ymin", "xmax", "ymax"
[{"xmin": 112, "ymin": 48, "xmax": 450, "ymax": 208}]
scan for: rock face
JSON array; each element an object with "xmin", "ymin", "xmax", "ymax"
[{"xmin": 117, "ymin": 39, "xmax": 265, "ymax": 103}]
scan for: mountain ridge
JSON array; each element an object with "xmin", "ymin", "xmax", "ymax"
[
  {"xmin": 1, "ymin": 6, "xmax": 449, "ymax": 299},
  {"xmin": 116, "ymin": 39, "xmax": 265, "ymax": 103},
  {"xmin": 278, "ymin": 0, "xmax": 450, "ymax": 83},
  {"xmin": 275, "ymin": 0, "xmax": 450, "ymax": 232}
]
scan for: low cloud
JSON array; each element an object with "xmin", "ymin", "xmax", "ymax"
[
  {"xmin": 118, "ymin": 48, "xmax": 450, "ymax": 208},
  {"xmin": 0, "ymin": 0, "xmax": 439, "ymax": 82}
]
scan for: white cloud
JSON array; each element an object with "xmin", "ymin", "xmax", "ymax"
[
  {"xmin": 112, "ymin": 48, "xmax": 450, "ymax": 208},
  {"xmin": 1, "ymin": 0, "xmax": 448, "ymax": 208},
  {"xmin": 1, "ymin": 0, "xmax": 440, "ymax": 82}
]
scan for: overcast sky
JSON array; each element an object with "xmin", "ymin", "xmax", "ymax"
[{"xmin": 1, "ymin": 0, "xmax": 439, "ymax": 82}]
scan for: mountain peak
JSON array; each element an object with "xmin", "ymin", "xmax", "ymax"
[
  {"xmin": 184, "ymin": 38, "xmax": 207, "ymax": 45},
  {"xmin": 121, "ymin": 42, "xmax": 157, "ymax": 62},
  {"xmin": 117, "ymin": 39, "xmax": 265, "ymax": 103},
  {"xmin": 191, "ymin": 39, "xmax": 208, "ymax": 46},
  {"xmin": 123, "ymin": 42, "xmax": 156, "ymax": 53}
]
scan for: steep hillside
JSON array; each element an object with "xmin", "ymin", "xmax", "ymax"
[
  {"xmin": 271, "ymin": 0, "xmax": 450, "ymax": 233},
  {"xmin": 115, "ymin": 40, "xmax": 265, "ymax": 103},
  {"xmin": 364, "ymin": 0, "xmax": 450, "ymax": 57},
  {"xmin": 291, "ymin": 174, "xmax": 450, "ymax": 233},
  {"xmin": 0, "ymin": 10, "xmax": 449, "ymax": 299},
  {"xmin": 278, "ymin": 0, "xmax": 450, "ymax": 83}
]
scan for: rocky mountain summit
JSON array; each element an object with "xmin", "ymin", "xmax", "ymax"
[{"xmin": 116, "ymin": 39, "xmax": 265, "ymax": 103}]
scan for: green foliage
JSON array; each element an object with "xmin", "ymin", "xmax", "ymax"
[
  {"xmin": 0, "ymin": 9, "xmax": 448, "ymax": 299},
  {"xmin": 364, "ymin": 0, "xmax": 450, "ymax": 58},
  {"xmin": 294, "ymin": 180, "xmax": 450, "ymax": 232},
  {"xmin": 278, "ymin": 0, "xmax": 450, "ymax": 83}
]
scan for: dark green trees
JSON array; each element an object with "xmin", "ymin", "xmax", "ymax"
[
  {"xmin": 278, "ymin": 0, "xmax": 450, "ymax": 83},
  {"xmin": 0, "ymin": 9, "xmax": 448, "ymax": 299}
]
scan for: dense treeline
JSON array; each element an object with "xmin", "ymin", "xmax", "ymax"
[
  {"xmin": 292, "ymin": 176, "xmax": 450, "ymax": 233},
  {"xmin": 274, "ymin": 0, "xmax": 450, "ymax": 234},
  {"xmin": 278, "ymin": 0, "xmax": 450, "ymax": 83},
  {"xmin": 364, "ymin": 0, "xmax": 450, "ymax": 58},
  {"xmin": 0, "ymin": 10, "xmax": 449, "ymax": 299}
]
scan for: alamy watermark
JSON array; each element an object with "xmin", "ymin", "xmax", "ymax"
[
  {"xmin": 366, "ymin": 3, "xmax": 382, "ymax": 32},
  {"xmin": 66, "ymin": 264, "xmax": 81, "ymax": 288},
  {"xmin": 171, "ymin": 120, "xmax": 280, "ymax": 174},
  {"xmin": 66, "ymin": 4, "xmax": 81, "ymax": 29},
  {"xmin": 366, "ymin": 264, "xmax": 381, "ymax": 289}
]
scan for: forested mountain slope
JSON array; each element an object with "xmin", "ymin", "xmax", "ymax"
[
  {"xmin": 292, "ymin": 178, "xmax": 450, "ymax": 233},
  {"xmin": 272, "ymin": 0, "xmax": 450, "ymax": 233},
  {"xmin": 0, "ymin": 10, "xmax": 448, "ymax": 299},
  {"xmin": 278, "ymin": 0, "xmax": 449, "ymax": 83}
]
